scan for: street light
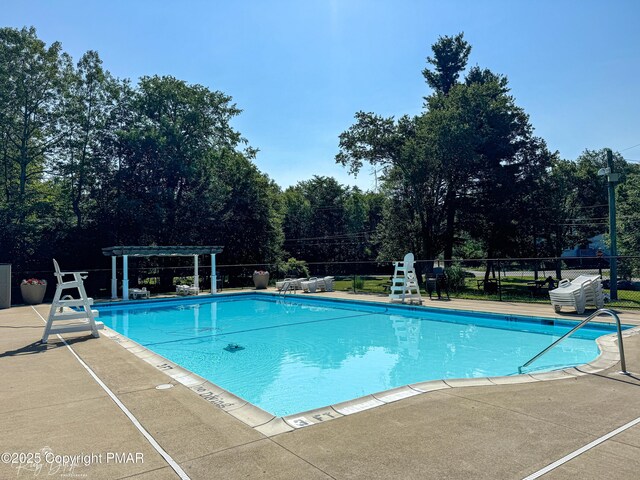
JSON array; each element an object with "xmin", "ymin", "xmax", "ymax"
[{"xmin": 598, "ymin": 149, "xmax": 621, "ymax": 299}]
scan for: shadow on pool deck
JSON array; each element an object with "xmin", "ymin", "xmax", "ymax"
[{"xmin": 1, "ymin": 300, "xmax": 640, "ymax": 479}]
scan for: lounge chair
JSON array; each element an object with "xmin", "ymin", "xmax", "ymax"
[
  {"xmin": 276, "ymin": 278, "xmax": 294, "ymax": 291},
  {"xmin": 549, "ymin": 275, "xmax": 602, "ymax": 313},
  {"xmin": 301, "ymin": 277, "xmax": 319, "ymax": 293},
  {"xmin": 277, "ymin": 278, "xmax": 307, "ymax": 292},
  {"xmin": 549, "ymin": 280, "xmax": 586, "ymax": 313},
  {"xmin": 292, "ymin": 278, "xmax": 307, "ymax": 290},
  {"xmin": 128, "ymin": 287, "xmax": 150, "ymax": 299},
  {"xmin": 317, "ymin": 276, "xmax": 335, "ymax": 292},
  {"xmin": 176, "ymin": 284, "xmax": 199, "ymax": 296},
  {"xmin": 571, "ymin": 275, "xmax": 605, "ymax": 309}
]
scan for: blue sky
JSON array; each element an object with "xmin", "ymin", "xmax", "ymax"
[{"xmin": 4, "ymin": 0, "xmax": 640, "ymax": 190}]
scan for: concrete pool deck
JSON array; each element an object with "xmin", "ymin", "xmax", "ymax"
[{"xmin": 1, "ymin": 295, "xmax": 640, "ymax": 479}]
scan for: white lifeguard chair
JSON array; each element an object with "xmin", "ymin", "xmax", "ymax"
[
  {"xmin": 389, "ymin": 253, "xmax": 423, "ymax": 304},
  {"xmin": 41, "ymin": 259, "xmax": 102, "ymax": 343}
]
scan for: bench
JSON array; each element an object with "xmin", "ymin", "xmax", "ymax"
[
  {"xmin": 476, "ymin": 278, "xmax": 498, "ymax": 294},
  {"xmin": 527, "ymin": 280, "xmax": 547, "ymax": 296}
]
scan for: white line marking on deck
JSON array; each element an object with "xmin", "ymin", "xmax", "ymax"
[
  {"xmin": 32, "ymin": 306, "xmax": 191, "ymax": 480},
  {"xmin": 523, "ymin": 415, "xmax": 640, "ymax": 479}
]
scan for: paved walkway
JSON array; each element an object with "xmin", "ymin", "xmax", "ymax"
[{"xmin": 1, "ymin": 298, "xmax": 640, "ymax": 479}]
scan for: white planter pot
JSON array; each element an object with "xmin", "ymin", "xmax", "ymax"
[
  {"xmin": 253, "ymin": 273, "xmax": 270, "ymax": 289},
  {"xmin": 20, "ymin": 282, "xmax": 47, "ymax": 305}
]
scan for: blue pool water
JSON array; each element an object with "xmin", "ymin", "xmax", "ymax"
[{"xmin": 98, "ymin": 295, "xmax": 624, "ymax": 416}]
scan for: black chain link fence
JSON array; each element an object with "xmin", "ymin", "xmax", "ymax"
[{"xmin": 7, "ymin": 256, "xmax": 640, "ymax": 309}]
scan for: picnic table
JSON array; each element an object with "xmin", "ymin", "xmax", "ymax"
[
  {"xmin": 527, "ymin": 279, "xmax": 554, "ymax": 296},
  {"xmin": 476, "ymin": 278, "xmax": 498, "ymax": 294}
]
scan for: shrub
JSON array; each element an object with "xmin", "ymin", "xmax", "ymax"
[
  {"xmin": 444, "ymin": 264, "xmax": 470, "ymax": 292},
  {"xmin": 275, "ymin": 257, "xmax": 310, "ymax": 279}
]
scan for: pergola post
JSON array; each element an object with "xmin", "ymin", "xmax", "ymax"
[
  {"xmin": 123, "ymin": 254, "xmax": 129, "ymax": 300},
  {"xmin": 111, "ymin": 256, "xmax": 117, "ymax": 299},
  {"xmin": 211, "ymin": 254, "xmax": 217, "ymax": 293},
  {"xmin": 193, "ymin": 255, "xmax": 199, "ymax": 290}
]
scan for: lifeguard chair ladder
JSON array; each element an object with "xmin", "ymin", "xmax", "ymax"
[
  {"xmin": 388, "ymin": 253, "xmax": 423, "ymax": 304},
  {"xmin": 41, "ymin": 259, "xmax": 102, "ymax": 343}
]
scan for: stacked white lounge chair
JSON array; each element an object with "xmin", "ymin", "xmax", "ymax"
[
  {"xmin": 176, "ymin": 284, "xmax": 199, "ymax": 295},
  {"xmin": 318, "ymin": 276, "xmax": 335, "ymax": 292},
  {"xmin": 276, "ymin": 278, "xmax": 307, "ymax": 292},
  {"xmin": 276, "ymin": 278, "xmax": 293, "ymax": 291},
  {"xmin": 301, "ymin": 276, "xmax": 335, "ymax": 293},
  {"xmin": 572, "ymin": 275, "xmax": 605, "ymax": 309},
  {"xmin": 549, "ymin": 274, "xmax": 604, "ymax": 314},
  {"xmin": 128, "ymin": 287, "xmax": 150, "ymax": 299}
]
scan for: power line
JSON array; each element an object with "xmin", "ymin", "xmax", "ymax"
[
  {"xmin": 564, "ymin": 215, "xmax": 639, "ymax": 221},
  {"xmin": 554, "ymin": 222, "xmax": 608, "ymax": 226},
  {"xmin": 620, "ymin": 143, "xmax": 640, "ymax": 152},
  {"xmin": 569, "ymin": 204, "xmax": 609, "ymax": 210},
  {"xmin": 287, "ymin": 241, "xmax": 368, "ymax": 247},
  {"xmin": 283, "ymin": 230, "xmax": 375, "ymax": 242}
]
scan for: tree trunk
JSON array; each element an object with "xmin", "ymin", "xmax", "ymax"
[
  {"xmin": 484, "ymin": 260, "xmax": 492, "ymax": 283},
  {"xmin": 533, "ymin": 236, "xmax": 538, "ymax": 281},
  {"xmin": 418, "ymin": 210, "xmax": 434, "ymax": 288},
  {"xmin": 72, "ymin": 195, "xmax": 82, "ymax": 228},
  {"xmin": 443, "ymin": 188, "xmax": 456, "ymax": 261}
]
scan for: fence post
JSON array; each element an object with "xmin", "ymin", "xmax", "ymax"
[
  {"xmin": 497, "ymin": 260, "xmax": 502, "ymax": 301},
  {"xmin": 353, "ymin": 266, "xmax": 356, "ymax": 294}
]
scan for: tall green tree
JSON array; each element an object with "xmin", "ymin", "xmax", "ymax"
[
  {"xmin": 617, "ymin": 163, "xmax": 640, "ymax": 279},
  {"xmin": 281, "ymin": 176, "xmax": 383, "ymax": 264},
  {"xmin": 0, "ymin": 26, "xmax": 68, "ymax": 268},
  {"xmin": 422, "ymin": 32, "xmax": 471, "ymax": 97},
  {"xmin": 337, "ymin": 113, "xmax": 443, "ymax": 261},
  {"xmin": 450, "ymin": 74, "xmax": 555, "ymax": 264},
  {"xmin": 212, "ymin": 149, "xmax": 283, "ymax": 264},
  {"xmin": 282, "ymin": 176, "xmax": 349, "ymax": 262},
  {"xmin": 547, "ymin": 149, "xmax": 627, "ymax": 256},
  {"xmin": 0, "ymin": 26, "xmax": 288, "ymax": 281},
  {"xmin": 338, "ymin": 33, "xmax": 556, "ymax": 282},
  {"xmin": 112, "ymin": 75, "xmax": 245, "ymax": 244},
  {"xmin": 56, "ymin": 50, "xmax": 118, "ymax": 230}
]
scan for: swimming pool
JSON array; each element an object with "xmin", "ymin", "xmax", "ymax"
[{"xmin": 98, "ymin": 294, "xmax": 625, "ymax": 417}]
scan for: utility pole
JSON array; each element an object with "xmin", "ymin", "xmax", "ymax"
[{"xmin": 601, "ymin": 149, "xmax": 621, "ymax": 300}]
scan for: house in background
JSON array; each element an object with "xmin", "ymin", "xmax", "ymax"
[{"xmin": 561, "ymin": 234, "xmax": 610, "ymax": 267}]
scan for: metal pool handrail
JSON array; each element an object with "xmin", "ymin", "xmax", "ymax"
[
  {"xmin": 518, "ymin": 309, "xmax": 627, "ymax": 374},
  {"xmin": 279, "ymin": 280, "xmax": 293, "ymax": 296}
]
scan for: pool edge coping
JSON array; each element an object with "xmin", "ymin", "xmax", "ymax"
[{"xmin": 97, "ymin": 294, "xmax": 640, "ymax": 437}]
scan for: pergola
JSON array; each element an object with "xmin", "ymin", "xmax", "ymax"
[{"xmin": 102, "ymin": 246, "xmax": 224, "ymax": 300}]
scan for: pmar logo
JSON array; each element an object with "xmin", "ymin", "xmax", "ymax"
[{"xmin": 106, "ymin": 452, "xmax": 144, "ymax": 464}]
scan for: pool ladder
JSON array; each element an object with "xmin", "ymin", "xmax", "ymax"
[
  {"xmin": 279, "ymin": 281, "xmax": 294, "ymax": 297},
  {"xmin": 518, "ymin": 309, "xmax": 627, "ymax": 374}
]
